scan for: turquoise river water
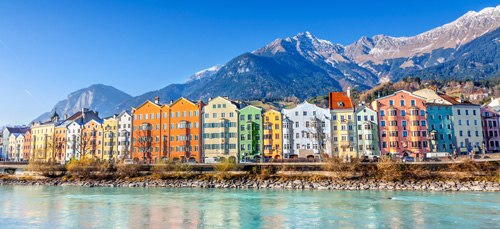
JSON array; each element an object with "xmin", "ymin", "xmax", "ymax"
[{"xmin": 0, "ymin": 186, "xmax": 499, "ymax": 228}]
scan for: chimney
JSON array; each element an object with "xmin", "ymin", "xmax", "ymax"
[
  {"xmin": 64, "ymin": 114, "xmax": 68, "ymax": 120},
  {"xmin": 208, "ymin": 97, "xmax": 212, "ymax": 101},
  {"xmin": 170, "ymin": 100, "xmax": 173, "ymax": 104},
  {"xmin": 223, "ymin": 96, "xmax": 229, "ymax": 99},
  {"xmin": 347, "ymin": 87, "xmax": 351, "ymax": 98},
  {"xmin": 155, "ymin": 97, "xmax": 159, "ymax": 104}
]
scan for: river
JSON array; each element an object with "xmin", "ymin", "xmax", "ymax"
[{"xmin": 0, "ymin": 186, "xmax": 499, "ymax": 228}]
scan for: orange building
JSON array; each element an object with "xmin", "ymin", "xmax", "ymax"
[
  {"xmin": 54, "ymin": 125, "xmax": 68, "ymax": 163},
  {"xmin": 23, "ymin": 130, "xmax": 31, "ymax": 161},
  {"xmin": 131, "ymin": 98, "xmax": 170, "ymax": 164},
  {"xmin": 168, "ymin": 98, "xmax": 205, "ymax": 163},
  {"xmin": 82, "ymin": 120, "xmax": 103, "ymax": 158}
]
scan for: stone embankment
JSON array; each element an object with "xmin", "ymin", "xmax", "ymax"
[{"xmin": 1, "ymin": 178, "xmax": 499, "ymax": 191}]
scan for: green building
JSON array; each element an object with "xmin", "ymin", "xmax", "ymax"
[
  {"xmin": 426, "ymin": 103, "xmax": 455, "ymax": 153},
  {"xmin": 355, "ymin": 106, "xmax": 380, "ymax": 157},
  {"xmin": 238, "ymin": 106, "xmax": 263, "ymax": 162}
]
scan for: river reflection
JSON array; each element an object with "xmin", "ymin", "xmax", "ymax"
[{"xmin": 0, "ymin": 186, "xmax": 499, "ymax": 228}]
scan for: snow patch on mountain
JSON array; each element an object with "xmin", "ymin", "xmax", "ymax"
[{"xmin": 185, "ymin": 65, "xmax": 223, "ymax": 83}]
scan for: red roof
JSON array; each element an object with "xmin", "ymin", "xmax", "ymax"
[
  {"xmin": 66, "ymin": 112, "xmax": 83, "ymax": 121},
  {"xmin": 439, "ymin": 94, "xmax": 477, "ymax": 105},
  {"xmin": 329, "ymin": 92, "xmax": 354, "ymax": 109}
]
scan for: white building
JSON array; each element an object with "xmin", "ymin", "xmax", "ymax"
[
  {"xmin": 66, "ymin": 121, "xmax": 83, "ymax": 161},
  {"xmin": 440, "ymin": 95, "xmax": 483, "ymax": 154},
  {"xmin": 8, "ymin": 133, "xmax": 24, "ymax": 161},
  {"xmin": 282, "ymin": 101, "xmax": 331, "ymax": 159},
  {"xmin": 117, "ymin": 110, "xmax": 132, "ymax": 159}
]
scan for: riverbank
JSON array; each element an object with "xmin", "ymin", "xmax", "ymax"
[{"xmin": 1, "ymin": 177, "xmax": 500, "ymax": 192}]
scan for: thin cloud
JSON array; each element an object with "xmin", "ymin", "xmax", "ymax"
[{"xmin": 25, "ymin": 89, "xmax": 45, "ymax": 109}]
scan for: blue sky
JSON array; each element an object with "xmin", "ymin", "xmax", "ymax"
[{"xmin": 0, "ymin": 0, "xmax": 498, "ymax": 126}]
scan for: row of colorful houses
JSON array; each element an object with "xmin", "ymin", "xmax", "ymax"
[{"xmin": 1, "ymin": 87, "xmax": 500, "ymax": 163}]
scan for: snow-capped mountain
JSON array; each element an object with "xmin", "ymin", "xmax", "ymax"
[
  {"xmin": 344, "ymin": 5, "xmax": 500, "ymax": 65},
  {"xmin": 37, "ymin": 5, "xmax": 500, "ymax": 120},
  {"xmin": 185, "ymin": 65, "xmax": 223, "ymax": 83}
]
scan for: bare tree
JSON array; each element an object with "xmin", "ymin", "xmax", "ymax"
[
  {"xmin": 135, "ymin": 128, "xmax": 153, "ymax": 164},
  {"xmin": 307, "ymin": 116, "xmax": 330, "ymax": 159}
]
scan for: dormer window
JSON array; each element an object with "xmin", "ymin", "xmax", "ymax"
[{"xmin": 338, "ymin": 102, "xmax": 344, "ymax": 107}]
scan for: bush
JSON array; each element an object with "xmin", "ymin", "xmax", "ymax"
[
  {"xmin": 27, "ymin": 160, "xmax": 66, "ymax": 177},
  {"xmin": 214, "ymin": 161, "xmax": 237, "ymax": 179},
  {"xmin": 115, "ymin": 163, "xmax": 142, "ymax": 178},
  {"xmin": 375, "ymin": 156, "xmax": 403, "ymax": 181},
  {"xmin": 321, "ymin": 156, "xmax": 359, "ymax": 179},
  {"xmin": 66, "ymin": 157, "xmax": 110, "ymax": 177},
  {"xmin": 153, "ymin": 160, "xmax": 173, "ymax": 174}
]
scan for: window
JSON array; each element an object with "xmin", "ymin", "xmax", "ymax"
[
  {"xmin": 358, "ymin": 116, "xmax": 361, "ymax": 121},
  {"xmin": 401, "ymin": 110, "xmax": 406, "ymax": 116},
  {"xmin": 411, "ymin": 100, "xmax": 416, "ymax": 106},
  {"xmin": 381, "ymin": 121, "xmax": 386, "ymax": 127},
  {"xmin": 303, "ymin": 111, "xmax": 307, "ymax": 116},
  {"xmin": 402, "ymin": 120, "xmax": 407, "ymax": 126},
  {"xmin": 420, "ymin": 120, "xmax": 426, "ymax": 126},
  {"xmin": 473, "ymin": 110, "xmax": 477, "ymax": 115},
  {"xmin": 457, "ymin": 109, "xmax": 461, "ymax": 115},
  {"xmin": 380, "ymin": 110, "xmax": 385, "ymax": 116},
  {"xmin": 389, "ymin": 100, "xmax": 394, "ymax": 106},
  {"xmin": 465, "ymin": 110, "xmax": 469, "ymax": 115},
  {"xmin": 420, "ymin": 110, "xmax": 425, "ymax": 116},
  {"xmin": 400, "ymin": 100, "xmax": 405, "ymax": 106}
]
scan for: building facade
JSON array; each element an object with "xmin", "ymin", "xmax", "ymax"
[
  {"xmin": 103, "ymin": 116, "xmax": 119, "ymax": 161},
  {"xmin": 426, "ymin": 104, "xmax": 455, "ymax": 153},
  {"xmin": 202, "ymin": 97, "xmax": 240, "ymax": 163},
  {"xmin": 117, "ymin": 111, "xmax": 132, "ymax": 160},
  {"xmin": 168, "ymin": 98, "xmax": 204, "ymax": 163},
  {"xmin": 238, "ymin": 106, "xmax": 263, "ymax": 162},
  {"xmin": 263, "ymin": 110, "xmax": 283, "ymax": 159},
  {"xmin": 329, "ymin": 91, "xmax": 356, "ymax": 158},
  {"xmin": 131, "ymin": 99, "xmax": 169, "ymax": 164},
  {"xmin": 440, "ymin": 95, "xmax": 483, "ymax": 154},
  {"xmin": 282, "ymin": 101, "xmax": 331, "ymax": 159},
  {"xmin": 23, "ymin": 130, "xmax": 31, "ymax": 161},
  {"xmin": 81, "ymin": 119, "xmax": 103, "ymax": 158},
  {"xmin": 372, "ymin": 90, "xmax": 429, "ymax": 158},
  {"xmin": 481, "ymin": 106, "xmax": 500, "ymax": 153},
  {"xmin": 355, "ymin": 106, "xmax": 380, "ymax": 157}
]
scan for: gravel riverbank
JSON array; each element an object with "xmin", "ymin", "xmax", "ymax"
[{"xmin": 1, "ymin": 178, "xmax": 500, "ymax": 191}]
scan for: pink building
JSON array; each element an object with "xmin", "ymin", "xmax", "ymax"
[
  {"xmin": 480, "ymin": 106, "xmax": 500, "ymax": 153},
  {"xmin": 372, "ymin": 90, "xmax": 430, "ymax": 159}
]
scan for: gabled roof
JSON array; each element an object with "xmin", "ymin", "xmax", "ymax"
[
  {"xmin": 438, "ymin": 95, "xmax": 478, "ymax": 106},
  {"xmin": 329, "ymin": 92, "xmax": 354, "ymax": 109},
  {"xmin": 84, "ymin": 119, "xmax": 103, "ymax": 126},
  {"xmin": 5, "ymin": 127, "xmax": 29, "ymax": 134},
  {"xmin": 132, "ymin": 100, "xmax": 163, "ymax": 111},
  {"xmin": 117, "ymin": 110, "xmax": 131, "ymax": 118},
  {"xmin": 376, "ymin": 90, "xmax": 427, "ymax": 101},
  {"xmin": 170, "ymin": 97, "xmax": 198, "ymax": 107},
  {"xmin": 240, "ymin": 105, "xmax": 263, "ymax": 112},
  {"xmin": 264, "ymin": 109, "xmax": 281, "ymax": 115}
]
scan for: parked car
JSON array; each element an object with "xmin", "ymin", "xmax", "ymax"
[{"xmin": 402, "ymin": 157, "xmax": 415, "ymax": 162}]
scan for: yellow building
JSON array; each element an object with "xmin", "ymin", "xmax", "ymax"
[
  {"xmin": 329, "ymin": 91, "xmax": 357, "ymax": 158},
  {"xmin": 102, "ymin": 116, "xmax": 118, "ymax": 161},
  {"xmin": 31, "ymin": 122, "xmax": 56, "ymax": 162},
  {"xmin": 263, "ymin": 110, "xmax": 283, "ymax": 159},
  {"xmin": 81, "ymin": 119, "xmax": 104, "ymax": 159}
]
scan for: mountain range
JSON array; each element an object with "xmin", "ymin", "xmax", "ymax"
[{"xmin": 34, "ymin": 5, "xmax": 500, "ymax": 122}]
